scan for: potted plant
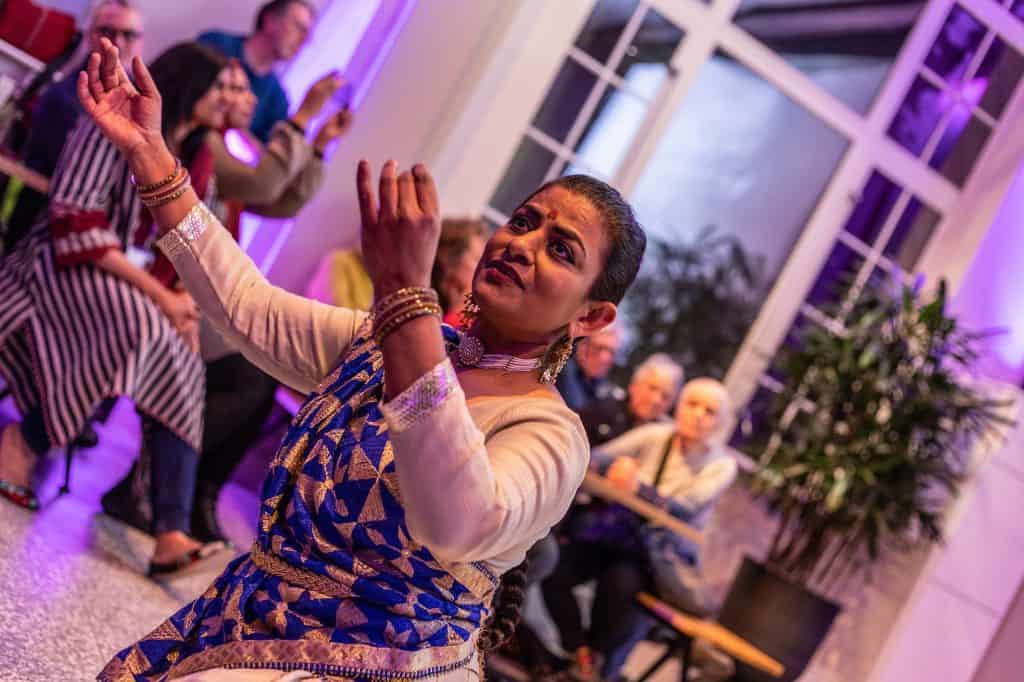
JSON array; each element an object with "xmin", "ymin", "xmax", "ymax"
[{"xmin": 717, "ymin": 277, "xmax": 1009, "ymax": 681}]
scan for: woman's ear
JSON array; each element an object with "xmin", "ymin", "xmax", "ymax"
[{"xmin": 570, "ymin": 301, "xmax": 617, "ymax": 339}]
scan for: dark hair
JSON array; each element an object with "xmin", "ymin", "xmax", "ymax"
[
  {"xmin": 255, "ymin": 0, "xmax": 313, "ymax": 31},
  {"xmin": 148, "ymin": 42, "xmax": 227, "ymax": 144},
  {"xmin": 478, "ymin": 560, "xmax": 528, "ymax": 652},
  {"xmin": 527, "ymin": 174, "xmax": 647, "ymax": 305},
  {"xmin": 431, "ymin": 217, "xmax": 489, "ymax": 312}
]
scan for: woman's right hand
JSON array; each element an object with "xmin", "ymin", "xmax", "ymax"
[
  {"xmin": 607, "ymin": 457, "xmax": 640, "ymax": 493},
  {"xmin": 292, "ymin": 71, "xmax": 343, "ymax": 130},
  {"xmin": 76, "ymin": 37, "xmax": 166, "ymax": 164}
]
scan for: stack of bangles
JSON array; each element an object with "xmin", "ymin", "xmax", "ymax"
[
  {"xmin": 133, "ymin": 158, "xmax": 192, "ymax": 208},
  {"xmin": 372, "ymin": 287, "xmax": 443, "ymax": 344}
]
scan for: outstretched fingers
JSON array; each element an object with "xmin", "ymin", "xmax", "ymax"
[
  {"xmin": 412, "ymin": 164, "xmax": 439, "ymax": 217},
  {"xmin": 356, "ymin": 160, "xmax": 379, "ymax": 229}
]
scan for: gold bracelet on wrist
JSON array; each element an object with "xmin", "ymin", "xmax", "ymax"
[
  {"xmin": 133, "ymin": 158, "xmax": 183, "ymax": 193},
  {"xmin": 373, "ymin": 303, "xmax": 443, "ymax": 344},
  {"xmin": 142, "ymin": 183, "xmax": 191, "ymax": 208},
  {"xmin": 372, "ymin": 287, "xmax": 438, "ymax": 315}
]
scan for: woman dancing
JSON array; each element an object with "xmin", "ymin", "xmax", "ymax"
[{"xmin": 82, "ymin": 39, "xmax": 645, "ymax": 680}]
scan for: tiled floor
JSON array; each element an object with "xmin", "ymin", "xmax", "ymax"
[{"xmin": 0, "ymin": 397, "xmax": 257, "ymax": 682}]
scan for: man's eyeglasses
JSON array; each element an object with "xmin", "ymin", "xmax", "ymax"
[{"xmin": 94, "ymin": 26, "xmax": 143, "ymax": 43}]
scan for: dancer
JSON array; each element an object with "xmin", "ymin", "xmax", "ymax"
[{"xmin": 80, "ymin": 40, "xmax": 646, "ymax": 680}]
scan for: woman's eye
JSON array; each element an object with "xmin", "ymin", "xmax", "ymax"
[
  {"xmin": 509, "ymin": 215, "xmax": 530, "ymax": 231},
  {"xmin": 550, "ymin": 240, "xmax": 574, "ymax": 263}
]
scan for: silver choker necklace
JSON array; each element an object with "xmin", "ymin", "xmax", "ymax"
[{"xmin": 454, "ymin": 333, "xmax": 543, "ymax": 372}]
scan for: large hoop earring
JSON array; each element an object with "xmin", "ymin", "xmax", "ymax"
[
  {"xmin": 459, "ymin": 292, "xmax": 481, "ymax": 328},
  {"xmin": 540, "ymin": 334, "xmax": 574, "ymax": 384}
]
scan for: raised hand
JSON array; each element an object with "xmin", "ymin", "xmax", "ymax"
[
  {"xmin": 314, "ymin": 109, "xmax": 353, "ymax": 154},
  {"xmin": 293, "ymin": 71, "xmax": 343, "ymax": 129},
  {"xmin": 77, "ymin": 37, "xmax": 166, "ymax": 162},
  {"xmin": 356, "ymin": 161, "xmax": 442, "ymax": 298}
]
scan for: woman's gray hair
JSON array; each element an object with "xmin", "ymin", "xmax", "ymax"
[{"xmin": 631, "ymin": 353, "xmax": 684, "ymax": 396}]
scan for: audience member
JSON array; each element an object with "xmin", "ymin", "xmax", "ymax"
[
  {"xmin": 580, "ymin": 353, "xmax": 683, "ymax": 446},
  {"xmin": 199, "ymin": 0, "xmax": 317, "ymax": 142},
  {"xmin": 557, "ymin": 326, "xmax": 624, "ymax": 412},
  {"xmin": 0, "ymin": 42, "xmax": 235, "ymax": 576},
  {"xmin": 104, "ymin": 60, "xmax": 354, "ymax": 545},
  {"xmin": 5, "ymin": 0, "xmax": 144, "ymax": 252},
  {"xmin": 543, "ymin": 378, "xmax": 738, "ymax": 681},
  {"xmin": 432, "ymin": 217, "xmax": 488, "ymax": 325}
]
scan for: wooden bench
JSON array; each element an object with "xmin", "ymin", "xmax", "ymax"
[{"xmin": 633, "ymin": 592, "xmax": 784, "ymax": 681}]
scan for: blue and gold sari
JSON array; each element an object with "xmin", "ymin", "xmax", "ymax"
[{"xmin": 100, "ymin": 324, "xmax": 497, "ymax": 681}]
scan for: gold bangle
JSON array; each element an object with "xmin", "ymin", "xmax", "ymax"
[
  {"xmin": 140, "ymin": 168, "xmax": 191, "ymax": 203},
  {"xmin": 373, "ymin": 304, "xmax": 442, "ymax": 344},
  {"xmin": 372, "ymin": 287, "xmax": 438, "ymax": 315},
  {"xmin": 133, "ymin": 158, "xmax": 183, "ymax": 193},
  {"xmin": 374, "ymin": 302, "xmax": 442, "ymax": 336},
  {"xmin": 142, "ymin": 183, "xmax": 191, "ymax": 208},
  {"xmin": 374, "ymin": 295, "xmax": 440, "ymax": 326}
]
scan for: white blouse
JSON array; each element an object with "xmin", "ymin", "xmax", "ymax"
[{"xmin": 158, "ymin": 202, "xmax": 589, "ymax": 575}]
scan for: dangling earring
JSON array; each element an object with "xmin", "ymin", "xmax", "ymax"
[
  {"xmin": 460, "ymin": 292, "xmax": 481, "ymax": 328},
  {"xmin": 540, "ymin": 334, "xmax": 574, "ymax": 384}
]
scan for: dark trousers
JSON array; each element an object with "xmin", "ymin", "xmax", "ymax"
[
  {"xmin": 195, "ymin": 353, "xmax": 278, "ymax": 491},
  {"xmin": 21, "ymin": 405, "xmax": 197, "ymax": 534},
  {"xmin": 541, "ymin": 540, "xmax": 655, "ymax": 678}
]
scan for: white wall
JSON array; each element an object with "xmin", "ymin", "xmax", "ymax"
[{"xmin": 262, "ymin": 0, "xmax": 525, "ymax": 293}]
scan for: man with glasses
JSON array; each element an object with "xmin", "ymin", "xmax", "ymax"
[
  {"xmin": 5, "ymin": 0, "xmax": 144, "ymax": 253},
  {"xmin": 199, "ymin": 0, "xmax": 316, "ymax": 143}
]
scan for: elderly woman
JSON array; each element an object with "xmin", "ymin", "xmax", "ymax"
[
  {"xmin": 543, "ymin": 378, "xmax": 738, "ymax": 681},
  {"xmin": 79, "ymin": 40, "xmax": 646, "ymax": 680}
]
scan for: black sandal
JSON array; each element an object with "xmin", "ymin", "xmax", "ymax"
[
  {"xmin": 0, "ymin": 479, "xmax": 40, "ymax": 511},
  {"xmin": 147, "ymin": 541, "xmax": 226, "ymax": 578}
]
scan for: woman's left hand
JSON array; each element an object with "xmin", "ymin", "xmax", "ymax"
[
  {"xmin": 607, "ymin": 457, "xmax": 640, "ymax": 494},
  {"xmin": 356, "ymin": 160, "xmax": 441, "ymax": 298}
]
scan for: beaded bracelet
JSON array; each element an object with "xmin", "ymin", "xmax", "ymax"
[
  {"xmin": 142, "ymin": 183, "xmax": 191, "ymax": 208},
  {"xmin": 132, "ymin": 158, "xmax": 183, "ymax": 193},
  {"xmin": 140, "ymin": 168, "xmax": 191, "ymax": 205}
]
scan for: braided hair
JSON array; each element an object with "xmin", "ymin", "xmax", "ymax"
[{"xmin": 478, "ymin": 559, "xmax": 529, "ymax": 651}]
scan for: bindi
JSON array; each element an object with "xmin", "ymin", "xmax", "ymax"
[{"xmin": 546, "ymin": 209, "xmax": 559, "ymax": 221}]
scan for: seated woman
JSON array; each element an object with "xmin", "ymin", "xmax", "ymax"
[
  {"xmin": 0, "ymin": 42, "xmax": 233, "ymax": 574},
  {"xmin": 79, "ymin": 40, "xmax": 646, "ymax": 680},
  {"xmin": 101, "ymin": 61, "xmax": 355, "ymax": 545},
  {"xmin": 542, "ymin": 378, "xmax": 738, "ymax": 681}
]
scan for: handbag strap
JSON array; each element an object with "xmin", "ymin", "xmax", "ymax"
[{"xmin": 652, "ymin": 435, "xmax": 675, "ymax": 489}]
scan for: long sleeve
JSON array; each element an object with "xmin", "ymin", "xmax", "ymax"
[
  {"xmin": 591, "ymin": 423, "xmax": 672, "ymax": 470},
  {"xmin": 380, "ymin": 360, "xmax": 589, "ymax": 567},
  {"xmin": 666, "ymin": 455, "xmax": 737, "ymax": 516},
  {"xmin": 47, "ymin": 121, "xmax": 124, "ymax": 267},
  {"xmin": 157, "ymin": 201, "xmax": 367, "ymax": 393},
  {"xmin": 248, "ymin": 155, "xmax": 324, "ymax": 218},
  {"xmin": 208, "ymin": 123, "xmax": 312, "ymax": 206}
]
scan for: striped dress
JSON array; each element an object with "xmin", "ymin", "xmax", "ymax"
[{"xmin": 0, "ymin": 120, "xmax": 205, "ymax": 451}]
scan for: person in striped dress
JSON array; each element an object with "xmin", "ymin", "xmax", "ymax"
[{"xmin": 0, "ymin": 42, "xmax": 234, "ymax": 576}]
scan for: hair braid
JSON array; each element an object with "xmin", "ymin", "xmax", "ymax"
[{"xmin": 478, "ymin": 560, "xmax": 529, "ymax": 651}]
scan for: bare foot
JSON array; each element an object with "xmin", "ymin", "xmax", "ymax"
[
  {"xmin": 0, "ymin": 423, "xmax": 36, "ymax": 488},
  {"xmin": 152, "ymin": 530, "xmax": 204, "ymax": 564}
]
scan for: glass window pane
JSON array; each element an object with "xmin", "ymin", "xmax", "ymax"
[
  {"xmin": 572, "ymin": 84, "xmax": 649, "ymax": 178},
  {"xmin": 532, "ymin": 58, "xmax": 600, "ymax": 143},
  {"xmin": 923, "ymin": 5, "xmax": 987, "ymax": 83},
  {"xmin": 842, "ymin": 170, "xmax": 903, "ymax": 247},
  {"xmin": 806, "ymin": 241, "xmax": 865, "ymax": 310},
  {"xmin": 729, "ymin": 383, "xmax": 782, "ymax": 456},
  {"xmin": 732, "ymin": 1, "xmax": 924, "ymax": 114},
  {"xmin": 489, "ymin": 136, "xmax": 555, "ymax": 216},
  {"xmin": 883, "ymin": 197, "xmax": 942, "ymax": 271},
  {"xmin": 615, "ymin": 7, "xmax": 684, "ymax": 80},
  {"xmin": 928, "ymin": 106, "xmax": 993, "ymax": 187},
  {"xmin": 975, "ymin": 37, "xmax": 1024, "ymax": 120},
  {"xmin": 627, "ymin": 50, "xmax": 849, "ymax": 372},
  {"xmin": 888, "ymin": 76, "xmax": 948, "ymax": 158},
  {"xmin": 575, "ymin": 0, "xmax": 639, "ymax": 65}
]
